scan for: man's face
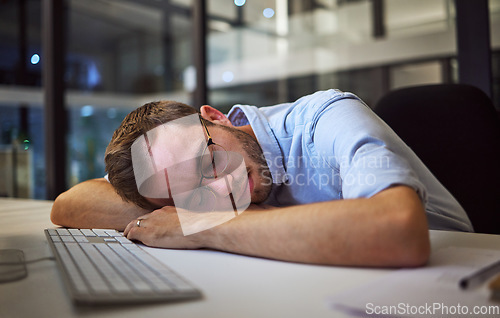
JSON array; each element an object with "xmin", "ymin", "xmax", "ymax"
[
  {"xmin": 133, "ymin": 115, "xmax": 272, "ymax": 210},
  {"xmin": 205, "ymin": 123, "xmax": 273, "ymax": 204}
]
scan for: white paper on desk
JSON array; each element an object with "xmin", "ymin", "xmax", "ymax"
[{"xmin": 328, "ymin": 247, "xmax": 500, "ymax": 318}]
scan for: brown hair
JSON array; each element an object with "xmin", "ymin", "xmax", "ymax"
[{"xmin": 104, "ymin": 100, "xmax": 198, "ymax": 209}]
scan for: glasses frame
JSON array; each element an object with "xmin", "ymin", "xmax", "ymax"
[
  {"xmin": 181, "ymin": 116, "xmax": 237, "ymax": 214},
  {"xmin": 198, "ymin": 115, "xmax": 229, "ymax": 179}
]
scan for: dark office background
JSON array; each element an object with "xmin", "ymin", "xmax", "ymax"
[{"xmin": 0, "ymin": 0, "xmax": 499, "ymax": 200}]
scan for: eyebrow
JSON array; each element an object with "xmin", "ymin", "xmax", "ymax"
[{"xmin": 143, "ymin": 133, "xmax": 158, "ymax": 173}]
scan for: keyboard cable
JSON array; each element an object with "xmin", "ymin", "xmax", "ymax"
[{"xmin": 0, "ymin": 256, "xmax": 55, "ymax": 266}]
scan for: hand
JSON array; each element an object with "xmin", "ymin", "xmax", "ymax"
[
  {"xmin": 123, "ymin": 206, "xmax": 202, "ymax": 249},
  {"xmin": 123, "ymin": 204, "xmax": 273, "ymax": 250}
]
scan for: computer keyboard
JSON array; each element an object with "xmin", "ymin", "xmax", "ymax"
[{"xmin": 45, "ymin": 228, "xmax": 202, "ymax": 305}]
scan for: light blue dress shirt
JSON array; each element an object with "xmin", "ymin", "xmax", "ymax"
[{"xmin": 228, "ymin": 89, "xmax": 473, "ymax": 232}]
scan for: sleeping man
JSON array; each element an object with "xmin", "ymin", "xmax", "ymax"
[{"xmin": 51, "ymin": 89, "xmax": 473, "ymax": 267}]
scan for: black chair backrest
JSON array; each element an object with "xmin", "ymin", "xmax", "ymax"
[{"xmin": 375, "ymin": 84, "xmax": 500, "ymax": 234}]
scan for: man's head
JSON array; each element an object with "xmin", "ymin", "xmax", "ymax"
[
  {"xmin": 105, "ymin": 101, "xmax": 197, "ymax": 209},
  {"xmin": 105, "ymin": 101, "xmax": 272, "ymax": 210}
]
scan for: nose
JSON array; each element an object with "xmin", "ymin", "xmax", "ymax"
[{"xmin": 205, "ymin": 174, "xmax": 234, "ymax": 197}]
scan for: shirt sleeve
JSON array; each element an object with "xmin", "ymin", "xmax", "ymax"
[{"xmin": 311, "ymin": 97, "xmax": 428, "ymax": 202}]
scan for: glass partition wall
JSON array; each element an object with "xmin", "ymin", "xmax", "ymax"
[
  {"xmin": 207, "ymin": 0, "xmax": 461, "ymax": 111},
  {"xmin": 65, "ymin": 0, "xmax": 193, "ymax": 187},
  {"xmin": 0, "ymin": 0, "xmax": 43, "ymax": 198},
  {"xmin": 0, "ymin": 0, "xmax": 498, "ymax": 200},
  {"xmin": 0, "ymin": 0, "xmax": 193, "ymax": 198}
]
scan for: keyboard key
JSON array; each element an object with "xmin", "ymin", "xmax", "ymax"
[
  {"xmin": 80, "ymin": 229, "xmax": 96, "ymax": 237},
  {"xmin": 74, "ymin": 236, "xmax": 89, "ymax": 243},
  {"xmin": 115, "ymin": 236, "xmax": 132, "ymax": 244},
  {"xmin": 104, "ymin": 230, "xmax": 121, "ymax": 237},
  {"xmin": 56, "ymin": 228, "xmax": 70, "ymax": 236},
  {"xmin": 69, "ymin": 229, "xmax": 83, "ymax": 236},
  {"xmin": 92, "ymin": 229, "xmax": 109, "ymax": 237},
  {"xmin": 61, "ymin": 236, "xmax": 76, "ymax": 243}
]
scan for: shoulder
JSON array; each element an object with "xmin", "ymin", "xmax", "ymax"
[{"xmin": 229, "ymin": 89, "xmax": 361, "ymax": 121}]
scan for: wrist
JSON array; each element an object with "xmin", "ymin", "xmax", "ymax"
[{"xmin": 192, "ymin": 224, "xmax": 219, "ymax": 249}]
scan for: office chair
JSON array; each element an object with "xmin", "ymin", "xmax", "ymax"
[{"xmin": 374, "ymin": 84, "xmax": 500, "ymax": 234}]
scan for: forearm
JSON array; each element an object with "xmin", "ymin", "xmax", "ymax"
[
  {"xmin": 202, "ymin": 186, "xmax": 430, "ymax": 267},
  {"xmin": 51, "ymin": 178, "xmax": 149, "ymax": 231}
]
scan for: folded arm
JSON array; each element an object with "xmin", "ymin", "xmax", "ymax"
[
  {"xmin": 51, "ymin": 178, "xmax": 149, "ymax": 231},
  {"xmin": 124, "ymin": 185, "xmax": 430, "ymax": 268}
]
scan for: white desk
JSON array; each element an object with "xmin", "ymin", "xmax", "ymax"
[{"xmin": 1, "ymin": 198, "xmax": 499, "ymax": 318}]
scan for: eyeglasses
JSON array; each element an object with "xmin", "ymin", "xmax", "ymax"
[
  {"xmin": 182, "ymin": 116, "xmax": 236, "ymax": 213},
  {"xmin": 198, "ymin": 115, "xmax": 229, "ymax": 179}
]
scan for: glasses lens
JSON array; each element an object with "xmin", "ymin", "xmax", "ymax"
[
  {"xmin": 200, "ymin": 144, "xmax": 228, "ymax": 178},
  {"xmin": 185, "ymin": 187, "xmax": 216, "ymax": 212}
]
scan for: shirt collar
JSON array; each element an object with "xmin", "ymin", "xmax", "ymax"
[{"xmin": 228, "ymin": 105, "xmax": 287, "ymax": 184}]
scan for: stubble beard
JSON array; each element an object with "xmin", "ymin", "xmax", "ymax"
[{"xmin": 219, "ymin": 125, "xmax": 273, "ymax": 203}]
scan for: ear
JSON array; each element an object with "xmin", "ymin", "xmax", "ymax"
[{"xmin": 200, "ymin": 105, "xmax": 234, "ymax": 127}]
